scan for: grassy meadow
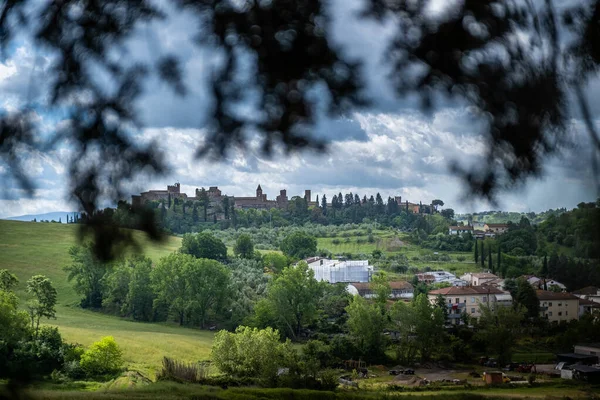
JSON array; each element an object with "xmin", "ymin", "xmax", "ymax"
[{"xmin": 0, "ymin": 220, "xmax": 214, "ymax": 377}]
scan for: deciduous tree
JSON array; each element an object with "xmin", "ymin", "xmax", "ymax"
[
  {"xmin": 345, "ymin": 295, "xmax": 387, "ymax": 360},
  {"xmin": 0, "ymin": 269, "xmax": 19, "ymax": 292},
  {"xmin": 280, "ymin": 231, "xmax": 317, "ymax": 259},
  {"xmin": 26, "ymin": 275, "xmax": 57, "ymax": 336},
  {"xmin": 252, "ymin": 262, "xmax": 323, "ymax": 340},
  {"xmin": 476, "ymin": 304, "xmax": 525, "ymax": 365},
  {"xmin": 233, "ymin": 234, "xmax": 254, "ymax": 259},
  {"xmin": 181, "ymin": 232, "xmax": 227, "ymax": 261},
  {"xmin": 64, "ymin": 244, "xmax": 110, "ymax": 308}
]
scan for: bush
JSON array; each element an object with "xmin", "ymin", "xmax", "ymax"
[
  {"xmin": 79, "ymin": 336, "xmax": 123, "ymax": 378},
  {"xmin": 456, "ymin": 255, "xmax": 466, "ymax": 262},
  {"xmin": 318, "ymin": 369, "xmax": 339, "ymax": 390}
]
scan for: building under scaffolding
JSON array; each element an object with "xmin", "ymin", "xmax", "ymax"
[{"xmin": 305, "ymin": 257, "xmax": 373, "ymax": 283}]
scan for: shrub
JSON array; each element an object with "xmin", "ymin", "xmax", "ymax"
[
  {"xmin": 318, "ymin": 369, "xmax": 339, "ymax": 390},
  {"xmin": 79, "ymin": 336, "xmax": 123, "ymax": 378},
  {"xmin": 440, "ymin": 254, "xmax": 452, "ymax": 262},
  {"xmin": 212, "ymin": 326, "xmax": 295, "ymax": 384},
  {"xmin": 456, "ymin": 255, "xmax": 466, "ymax": 262},
  {"xmin": 367, "ymin": 234, "xmax": 375, "ymax": 243},
  {"xmin": 332, "ymin": 239, "xmax": 341, "ymax": 245}
]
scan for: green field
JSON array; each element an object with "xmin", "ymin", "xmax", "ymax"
[{"xmin": 0, "ymin": 220, "xmax": 214, "ymax": 377}]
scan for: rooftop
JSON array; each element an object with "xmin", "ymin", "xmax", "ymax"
[
  {"xmin": 429, "ymin": 286, "xmax": 505, "ymax": 296},
  {"xmin": 351, "ymin": 281, "xmax": 413, "ymax": 291},
  {"xmin": 573, "ymin": 286, "xmax": 599, "ymax": 295},
  {"xmin": 449, "ymin": 225, "xmax": 473, "ymax": 230},
  {"xmin": 471, "ymin": 273, "xmax": 499, "ymax": 279},
  {"xmin": 579, "ymin": 299, "xmax": 600, "ymax": 307},
  {"xmin": 486, "ymin": 223, "xmax": 509, "ymax": 228},
  {"xmin": 536, "ymin": 290, "xmax": 579, "ymax": 301}
]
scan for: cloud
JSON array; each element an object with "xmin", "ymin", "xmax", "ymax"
[{"xmin": 0, "ymin": 1, "xmax": 597, "ymax": 218}]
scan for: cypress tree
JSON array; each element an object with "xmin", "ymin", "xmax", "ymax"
[
  {"xmin": 192, "ymin": 204, "xmax": 198, "ymax": 222},
  {"xmin": 497, "ymin": 246, "xmax": 501, "ymax": 275},
  {"xmin": 480, "ymin": 241, "xmax": 485, "ymax": 268},
  {"xmin": 474, "ymin": 240, "xmax": 479, "ymax": 263},
  {"xmin": 231, "ymin": 203, "xmax": 237, "ymax": 229},
  {"xmin": 541, "ymin": 255, "xmax": 548, "ymax": 278},
  {"xmin": 488, "ymin": 245, "xmax": 493, "ymax": 273},
  {"xmin": 168, "ymin": 192, "xmax": 172, "ymax": 208}
]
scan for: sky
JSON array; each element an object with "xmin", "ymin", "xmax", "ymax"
[{"xmin": 0, "ymin": 0, "xmax": 598, "ymax": 218}]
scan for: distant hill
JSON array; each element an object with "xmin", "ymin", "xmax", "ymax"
[{"xmin": 3, "ymin": 211, "xmax": 80, "ymax": 223}]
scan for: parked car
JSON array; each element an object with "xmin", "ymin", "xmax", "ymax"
[
  {"xmin": 503, "ymin": 363, "xmax": 519, "ymax": 371},
  {"xmin": 403, "ymin": 369, "xmax": 415, "ymax": 375},
  {"xmin": 484, "ymin": 358, "xmax": 498, "ymax": 368}
]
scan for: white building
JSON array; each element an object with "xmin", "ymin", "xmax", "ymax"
[
  {"xmin": 306, "ymin": 257, "xmax": 373, "ymax": 283},
  {"xmin": 448, "ymin": 225, "xmax": 474, "ymax": 235},
  {"xmin": 416, "ymin": 270, "xmax": 467, "ymax": 287}
]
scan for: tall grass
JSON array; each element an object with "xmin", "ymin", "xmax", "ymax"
[{"xmin": 157, "ymin": 357, "xmax": 210, "ymax": 383}]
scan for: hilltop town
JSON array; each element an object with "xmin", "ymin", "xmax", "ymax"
[{"xmin": 131, "ymin": 182, "xmax": 437, "ymax": 221}]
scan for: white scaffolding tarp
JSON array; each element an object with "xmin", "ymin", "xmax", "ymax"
[{"xmin": 308, "ymin": 259, "xmax": 372, "ymax": 283}]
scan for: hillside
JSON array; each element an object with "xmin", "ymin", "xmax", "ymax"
[
  {"xmin": 3, "ymin": 211, "xmax": 80, "ymax": 223},
  {"xmin": 0, "ymin": 220, "xmax": 213, "ymax": 377}
]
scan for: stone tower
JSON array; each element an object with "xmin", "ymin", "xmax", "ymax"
[{"xmin": 256, "ymin": 184, "xmax": 263, "ymax": 199}]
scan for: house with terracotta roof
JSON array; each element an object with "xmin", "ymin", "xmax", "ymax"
[
  {"xmin": 520, "ymin": 275, "xmax": 567, "ymax": 291},
  {"xmin": 428, "ymin": 286, "xmax": 511, "ymax": 325},
  {"xmin": 573, "ymin": 286, "xmax": 600, "ymax": 304},
  {"xmin": 347, "ymin": 281, "xmax": 414, "ymax": 300},
  {"xmin": 460, "ymin": 272, "xmax": 499, "ymax": 286},
  {"xmin": 480, "ymin": 278, "xmax": 506, "ymax": 290},
  {"xmin": 484, "ymin": 223, "xmax": 510, "ymax": 234},
  {"xmin": 536, "ymin": 290, "xmax": 580, "ymax": 323}
]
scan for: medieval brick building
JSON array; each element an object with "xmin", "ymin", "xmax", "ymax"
[{"xmin": 132, "ymin": 183, "xmax": 314, "ymax": 212}]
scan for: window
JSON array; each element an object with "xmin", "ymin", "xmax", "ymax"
[
  {"xmin": 549, "ymin": 302, "xmax": 552, "ymax": 307},
  {"xmin": 471, "ymin": 308, "xmax": 476, "ymax": 314},
  {"xmin": 566, "ymin": 311, "xmax": 568, "ymax": 316},
  {"xmin": 549, "ymin": 312, "xmax": 553, "ymax": 316},
  {"xmin": 471, "ymin": 297, "xmax": 475, "ymax": 303},
  {"xmin": 558, "ymin": 312, "xmax": 562, "ymax": 316},
  {"xmin": 482, "ymin": 296, "xmax": 488, "ymax": 302},
  {"xmin": 455, "ymin": 298, "xmax": 460, "ymax": 304},
  {"xmin": 448, "ymin": 299, "xmax": 451, "ymax": 304},
  {"xmin": 558, "ymin": 303, "xmax": 562, "ymax": 307}
]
